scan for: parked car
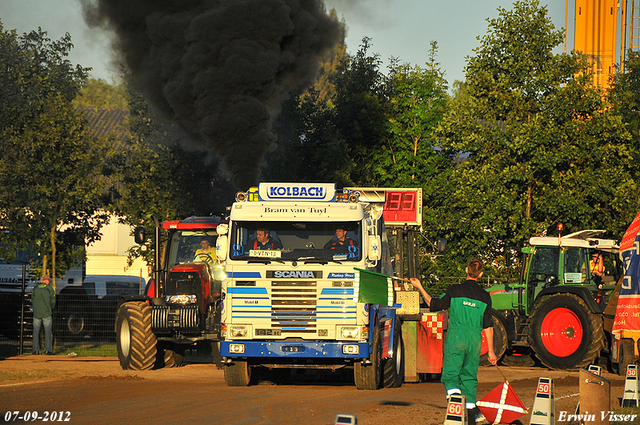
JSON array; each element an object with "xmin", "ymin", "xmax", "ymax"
[{"xmin": 56, "ymin": 275, "xmax": 146, "ymax": 341}]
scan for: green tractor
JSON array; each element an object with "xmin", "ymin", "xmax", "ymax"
[{"xmin": 482, "ymin": 230, "xmax": 622, "ymax": 369}]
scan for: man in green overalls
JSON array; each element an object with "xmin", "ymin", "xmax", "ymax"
[{"xmin": 411, "ymin": 259, "xmax": 496, "ymax": 424}]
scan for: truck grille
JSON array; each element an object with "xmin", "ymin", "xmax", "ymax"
[{"xmin": 271, "ymin": 281, "xmax": 317, "ymax": 333}]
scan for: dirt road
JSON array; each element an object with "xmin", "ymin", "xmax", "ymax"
[{"xmin": 0, "ymin": 356, "xmax": 630, "ymax": 425}]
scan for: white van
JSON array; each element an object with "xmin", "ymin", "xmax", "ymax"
[
  {"xmin": 82, "ymin": 275, "xmax": 146, "ymax": 298},
  {"xmin": 55, "ymin": 275, "xmax": 147, "ymax": 339}
]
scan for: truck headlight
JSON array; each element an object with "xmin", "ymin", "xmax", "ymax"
[
  {"xmin": 230, "ymin": 325, "xmax": 249, "ymax": 338},
  {"xmin": 166, "ymin": 294, "xmax": 197, "ymax": 304},
  {"xmin": 343, "ymin": 345, "xmax": 359, "ymax": 355},
  {"xmin": 339, "ymin": 326, "xmax": 360, "ymax": 339},
  {"xmin": 229, "ymin": 343, "xmax": 245, "ymax": 354}
]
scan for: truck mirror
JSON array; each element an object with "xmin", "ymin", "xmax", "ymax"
[
  {"xmin": 134, "ymin": 227, "xmax": 146, "ymax": 244},
  {"xmin": 368, "ymin": 235, "xmax": 381, "ymax": 261},
  {"xmin": 217, "ymin": 223, "xmax": 228, "ymax": 235},
  {"xmin": 521, "ymin": 246, "xmax": 534, "ymax": 254},
  {"xmin": 216, "ymin": 235, "xmax": 228, "ymax": 261}
]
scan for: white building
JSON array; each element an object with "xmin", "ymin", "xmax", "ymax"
[{"xmin": 85, "ymin": 214, "xmax": 149, "ymax": 279}]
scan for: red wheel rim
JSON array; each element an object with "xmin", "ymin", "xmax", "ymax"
[
  {"xmin": 540, "ymin": 307, "xmax": 583, "ymax": 357},
  {"xmin": 480, "ymin": 332, "xmax": 488, "ymax": 355}
]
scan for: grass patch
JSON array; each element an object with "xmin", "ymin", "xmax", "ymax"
[
  {"xmin": 0, "ymin": 342, "xmax": 117, "ymax": 357},
  {"xmin": 54, "ymin": 343, "xmax": 117, "ymax": 357}
]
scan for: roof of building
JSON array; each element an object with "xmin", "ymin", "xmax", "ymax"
[{"xmin": 78, "ymin": 107, "xmax": 129, "ymax": 140}]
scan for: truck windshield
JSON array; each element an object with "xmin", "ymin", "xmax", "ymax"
[
  {"xmin": 166, "ymin": 230, "xmax": 219, "ymax": 269},
  {"xmin": 229, "ymin": 221, "xmax": 362, "ymax": 262}
]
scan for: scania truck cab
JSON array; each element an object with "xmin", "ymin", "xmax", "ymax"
[{"xmin": 216, "ymin": 183, "xmax": 403, "ymax": 389}]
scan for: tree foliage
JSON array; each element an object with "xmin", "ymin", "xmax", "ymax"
[
  {"xmin": 431, "ymin": 0, "xmax": 639, "ymax": 278},
  {"xmin": 0, "ymin": 23, "xmax": 110, "ymax": 287},
  {"xmin": 267, "ymin": 37, "xmax": 450, "ymax": 190},
  {"xmin": 374, "ymin": 43, "xmax": 449, "ymax": 188},
  {"xmin": 609, "ymin": 50, "xmax": 640, "ymax": 166},
  {"xmin": 74, "ymin": 77, "xmax": 128, "ymax": 109}
]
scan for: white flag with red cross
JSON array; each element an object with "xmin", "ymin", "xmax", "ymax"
[{"xmin": 476, "ymin": 381, "xmax": 527, "ymax": 424}]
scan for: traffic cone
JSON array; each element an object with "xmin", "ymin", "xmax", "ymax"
[
  {"xmin": 621, "ymin": 364, "xmax": 639, "ymax": 408},
  {"xmin": 444, "ymin": 394, "xmax": 468, "ymax": 425},
  {"xmin": 587, "ymin": 365, "xmax": 602, "ymax": 376},
  {"xmin": 529, "ymin": 377, "xmax": 554, "ymax": 425}
]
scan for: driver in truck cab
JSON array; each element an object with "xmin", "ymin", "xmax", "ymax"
[
  {"xmin": 590, "ymin": 252, "xmax": 605, "ymax": 277},
  {"xmin": 194, "ymin": 237, "xmax": 216, "ymax": 266},
  {"xmin": 245, "ymin": 228, "xmax": 282, "ymax": 251},
  {"xmin": 323, "ymin": 225, "xmax": 356, "ymax": 254}
]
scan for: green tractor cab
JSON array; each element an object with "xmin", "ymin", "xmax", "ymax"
[{"xmin": 485, "ymin": 230, "xmax": 622, "ymax": 369}]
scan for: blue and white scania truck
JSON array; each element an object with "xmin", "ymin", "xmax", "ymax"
[{"xmin": 215, "ymin": 183, "xmax": 404, "ymax": 389}]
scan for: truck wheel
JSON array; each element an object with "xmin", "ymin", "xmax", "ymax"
[
  {"xmin": 382, "ymin": 318, "xmax": 403, "ymax": 388},
  {"xmin": 617, "ymin": 338, "xmax": 636, "ymax": 376},
  {"xmin": 66, "ymin": 311, "xmax": 86, "ymax": 336},
  {"xmin": 480, "ymin": 311, "xmax": 507, "ymax": 366},
  {"xmin": 224, "ymin": 360, "xmax": 251, "ymax": 386},
  {"xmin": 157, "ymin": 341, "xmax": 185, "ymax": 368},
  {"xmin": 529, "ymin": 293, "xmax": 604, "ymax": 370},
  {"xmin": 501, "ymin": 348, "xmax": 536, "ymax": 367},
  {"xmin": 355, "ymin": 324, "xmax": 381, "ymax": 390},
  {"xmin": 116, "ymin": 302, "xmax": 157, "ymax": 370}
]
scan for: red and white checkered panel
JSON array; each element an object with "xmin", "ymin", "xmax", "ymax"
[{"xmin": 422, "ymin": 313, "xmax": 444, "ymax": 340}]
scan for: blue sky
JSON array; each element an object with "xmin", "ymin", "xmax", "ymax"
[
  {"xmin": 1, "ymin": 0, "xmax": 566, "ymax": 86},
  {"xmin": 324, "ymin": 0, "xmax": 567, "ymax": 85}
]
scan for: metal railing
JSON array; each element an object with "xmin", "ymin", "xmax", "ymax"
[{"xmin": 0, "ymin": 291, "xmax": 119, "ymax": 357}]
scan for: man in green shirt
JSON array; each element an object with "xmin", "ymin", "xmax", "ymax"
[{"xmin": 32, "ymin": 275, "xmax": 55, "ymax": 355}]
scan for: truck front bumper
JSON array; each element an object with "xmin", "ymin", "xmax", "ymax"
[{"xmin": 220, "ymin": 341, "xmax": 369, "ymax": 359}]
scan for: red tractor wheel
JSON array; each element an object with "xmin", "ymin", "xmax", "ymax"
[
  {"xmin": 529, "ymin": 293, "xmax": 604, "ymax": 370},
  {"xmin": 501, "ymin": 348, "xmax": 536, "ymax": 367}
]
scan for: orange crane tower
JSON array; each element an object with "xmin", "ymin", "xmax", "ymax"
[{"xmin": 566, "ymin": 0, "xmax": 640, "ymax": 89}]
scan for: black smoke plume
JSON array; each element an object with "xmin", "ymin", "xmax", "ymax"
[{"xmin": 83, "ymin": 0, "xmax": 344, "ymax": 189}]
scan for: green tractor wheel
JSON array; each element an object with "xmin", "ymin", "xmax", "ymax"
[{"xmin": 529, "ymin": 293, "xmax": 604, "ymax": 370}]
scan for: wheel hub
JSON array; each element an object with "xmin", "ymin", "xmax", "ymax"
[{"xmin": 540, "ymin": 307, "xmax": 583, "ymax": 357}]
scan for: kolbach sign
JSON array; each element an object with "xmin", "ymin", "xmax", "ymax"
[{"xmin": 258, "ymin": 183, "xmax": 335, "ymax": 202}]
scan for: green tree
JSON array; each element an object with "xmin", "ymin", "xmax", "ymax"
[
  {"xmin": 332, "ymin": 37, "xmax": 388, "ymax": 185},
  {"xmin": 73, "ymin": 77, "xmax": 128, "ymax": 109},
  {"xmin": 0, "ymin": 24, "xmax": 110, "ymax": 288},
  {"xmin": 265, "ymin": 33, "xmax": 352, "ymax": 186},
  {"xmin": 376, "ymin": 42, "xmax": 449, "ymax": 188},
  {"xmin": 609, "ymin": 50, "xmax": 640, "ymax": 170},
  {"xmin": 432, "ymin": 0, "xmax": 638, "ymax": 277},
  {"xmin": 305, "ymin": 8, "xmax": 347, "ymax": 106}
]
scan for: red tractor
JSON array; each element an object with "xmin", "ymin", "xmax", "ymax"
[{"xmin": 116, "ymin": 216, "xmax": 225, "ymax": 370}]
